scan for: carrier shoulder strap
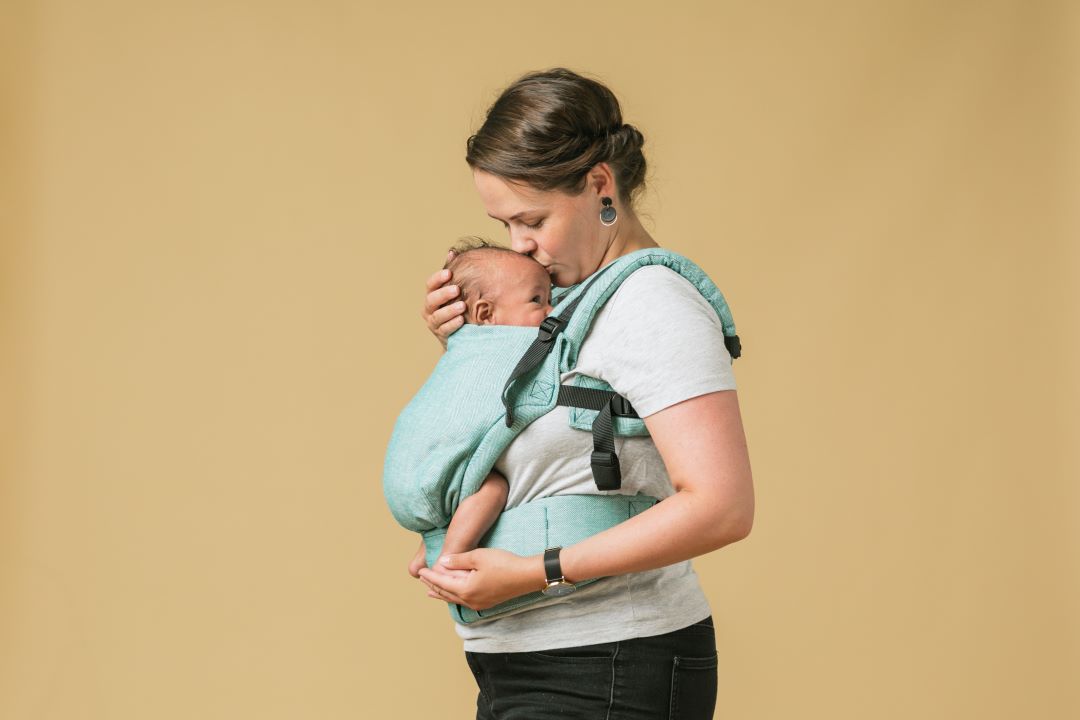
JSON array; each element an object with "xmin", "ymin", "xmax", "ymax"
[
  {"xmin": 503, "ymin": 249, "xmax": 742, "ymax": 492},
  {"xmin": 499, "ymin": 260, "xmax": 621, "ymax": 427}
]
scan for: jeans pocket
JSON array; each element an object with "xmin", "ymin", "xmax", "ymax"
[
  {"xmin": 525, "ymin": 641, "xmax": 618, "ymax": 663},
  {"xmin": 668, "ymin": 652, "xmax": 718, "ymax": 720},
  {"xmin": 676, "ymin": 615, "xmax": 716, "ymax": 640}
]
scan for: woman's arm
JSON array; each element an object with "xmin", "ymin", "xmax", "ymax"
[
  {"xmin": 418, "ymin": 388, "xmax": 753, "ymax": 609},
  {"xmin": 559, "ymin": 388, "xmax": 753, "ymax": 583}
]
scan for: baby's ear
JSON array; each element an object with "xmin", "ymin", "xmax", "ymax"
[{"xmin": 473, "ymin": 299, "xmax": 494, "ymax": 325}]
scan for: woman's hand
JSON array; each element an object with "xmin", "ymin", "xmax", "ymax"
[
  {"xmin": 416, "ymin": 548, "xmax": 544, "ymax": 611},
  {"xmin": 422, "ymin": 250, "xmax": 467, "ymax": 349}
]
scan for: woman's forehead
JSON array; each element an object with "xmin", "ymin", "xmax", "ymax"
[{"xmin": 473, "ymin": 171, "xmax": 553, "ymax": 217}]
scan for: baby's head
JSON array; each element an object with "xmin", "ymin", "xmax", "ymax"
[{"xmin": 444, "ymin": 237, "xmax": 554, "ymax": 327}]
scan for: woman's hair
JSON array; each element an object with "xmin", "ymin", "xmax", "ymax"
[{"xmin": 465, "ymin": 68, "xmax": 647, "ymax": 208}]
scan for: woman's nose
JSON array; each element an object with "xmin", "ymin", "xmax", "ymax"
[{"xmin": 509, "ymin": 231, "xmax": 536, "ymax": 256}]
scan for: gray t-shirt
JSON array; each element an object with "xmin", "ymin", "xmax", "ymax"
[{"xmin": 456, "ymin": 264, "xmax": 738, "ymax": 653}]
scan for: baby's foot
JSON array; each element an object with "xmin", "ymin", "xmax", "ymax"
[{"xmin": 408, "ymin": 540, "xmax": 427, "ymax": 578}]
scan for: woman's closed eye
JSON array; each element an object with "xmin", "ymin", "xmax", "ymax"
[{"xmin": 498, "ymin": 218, "xmax": 544, "ymax": 230}]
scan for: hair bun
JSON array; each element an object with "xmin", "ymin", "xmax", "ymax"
[
  {"xmin": 611, "ymin": 123, "xmax": 643, "ymax": 149},
  {"xmin": 466, "ymin": 67, "xmax": 648, "ymax": 206}
]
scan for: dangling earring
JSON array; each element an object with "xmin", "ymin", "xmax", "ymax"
[{"xmin": 600, "ymin": 196, "xmax": 617, "ymax": 226}]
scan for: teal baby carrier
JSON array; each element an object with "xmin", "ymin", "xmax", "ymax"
[{"xmin": 382, "ymin": 248, "xmax": 741, "ymax": 624}]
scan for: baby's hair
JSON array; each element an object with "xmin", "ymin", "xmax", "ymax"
[
  {"xmin": 443, "ymin": 237, "xmax": 537, "ymax": 324},
  {"xmin": 443, "ymin": 236, "xmax": 517, "ymax": 269}
]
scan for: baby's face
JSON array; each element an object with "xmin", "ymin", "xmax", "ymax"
[{"xmin": 490, "ymin": 256, "xmax": 554, "ymax": 327}]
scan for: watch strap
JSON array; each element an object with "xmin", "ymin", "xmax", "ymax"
[{"xmin": 543, "ymin": 546, "xmax": 563, "ymax": 583}]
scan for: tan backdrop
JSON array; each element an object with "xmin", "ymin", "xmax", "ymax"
[{"xmin": 2, "ymin": 1, "xmax": 1077, "ymax": 718}]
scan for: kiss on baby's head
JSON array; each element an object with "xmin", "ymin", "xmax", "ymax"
[{"xmin": 443, "ymin": 237, "xmax": 554, "ymax": 327}]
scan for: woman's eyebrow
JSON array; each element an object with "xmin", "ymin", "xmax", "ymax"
[{"xmin": 487, "ymin": 211, "xmax": 528, "ymax": 222}]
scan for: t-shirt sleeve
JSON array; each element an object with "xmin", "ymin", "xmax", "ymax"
[{"xmin": 589, "ymin": 264, "xmax": 738, "ymax": 418}]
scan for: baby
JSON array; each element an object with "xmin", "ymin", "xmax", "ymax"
[{"xmin": 408, "ymin": 238, "xmax": 555, "ymax": 579}]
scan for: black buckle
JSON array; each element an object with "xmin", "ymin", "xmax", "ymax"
[
  {"xmin": 591, "ymin": 450, "xmax": 617, "ymax": 467},
  {"xmin": 590, "ymin": 450, "xmax": 622, "ymax": 490},
  {"xmin": 537, "ymin": 316, "xmax": 564, "ymax": 343},
  {"xmin": 609, "ymin": 394, "xmax": 636, "ymax": 417}
]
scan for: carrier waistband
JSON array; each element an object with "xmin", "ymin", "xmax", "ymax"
[
  {"xmin": 422, "ymin": 492, "xmax": 661, "ymax": 563},
  {"xmin": 421, "ymin": 492, "xmax": 661, "ymax": 624}
]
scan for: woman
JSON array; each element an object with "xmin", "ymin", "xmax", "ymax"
[{"xmin": 415, "ymin": 67, "xmax": 754, "ymax": 719}]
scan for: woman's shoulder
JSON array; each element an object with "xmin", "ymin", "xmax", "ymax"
[
  {"xmin": 600, "ymin": 263, "xmax": 722, "ymax": 330},
  {"xmin": 579, "ymin": 261, "xmax": 737, "ymax": 417},
  {"xmin": 616, "ymin": 262, "xmax": 695, "ymax": 291}
]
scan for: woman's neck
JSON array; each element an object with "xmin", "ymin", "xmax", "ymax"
[{"xmin": 599, "ymin": 211, "xmax": 659, "ymax": 268}]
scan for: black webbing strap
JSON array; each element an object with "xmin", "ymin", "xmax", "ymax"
[
  {"xmin": 556, "ymin": 385, "xmax": 638, "ymax": 417},
  {"xmin": 555, "ymin": 385, "xmax": 639, "ymax": 491},
  {"xmin": 500, "ymin": 315, "xmax": 565, "ymax": 429},
  {"xmin": 725, "ymin": 334, "xmax": 742, "ymax": 360},
  {"xmin": 501, "ymin": 262, "xmax": 620, "ymax": 427}
]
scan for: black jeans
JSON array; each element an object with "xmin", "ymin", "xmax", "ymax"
[{"xmin": 464, "ymin": 615, "xmax": 718, "ymax": 719}]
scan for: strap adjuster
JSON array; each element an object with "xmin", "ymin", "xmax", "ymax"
[
  {"xmin": 590, "ymin": 450, "xmax": 617, "ymax": 467},
  {"xmin": 590, "ymin": 450, "xmax": 622, "ymax": 490},
  {"xmin": 537, "ymin": 316, "xmax": 564, "ymax": 343},
  {"xmin": 609, "ymin": 394, "xmax": 636, "ymax": 417}
]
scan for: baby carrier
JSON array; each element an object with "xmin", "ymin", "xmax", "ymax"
[{"xmin": 382, "ymin": 248, "xmax": 741, "ymax": 624}]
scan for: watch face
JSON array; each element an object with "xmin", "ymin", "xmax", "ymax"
[{"xmin": 542, "ymin": 581, "xmax": 577, "ymax": 597}]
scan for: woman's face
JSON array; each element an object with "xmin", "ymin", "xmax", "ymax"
[{"xmin": 472, "ymin": 169, "xmax": 607, "ymax": 288}]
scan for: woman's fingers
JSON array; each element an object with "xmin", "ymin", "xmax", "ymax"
[
  {"xmin": 435, "ymin": 588, "xmax": 470, "ymax": 607},
  {"xmin": 422, "ymin": 282, "xmax": 459, "ymax": 314},
  {"xmin": 427, "ymin": 297, "xmax": 466, "ymax": 329},
  {"xmin": 418, "ymin": 576, "xmax": 444, "ymax": 598},
  {"xmin": 426, "ymin": 581, "xmax": 471, "ymax": 607},
  {"xmin": 424, "ymin": 263, "xmax": 452, "ymax": 293},
  {"xmin": 424, "ymin": 300, "xmax": 466, "ymax": 349},
  {"xmin": 421, "ymin": 251, "xmax": 464, "ymax": 348},
  {"xmin": 418, "ymin": 573, "xmax": 471, "ymax": 607},
  {"xmin": 419, "ymin": 567, "xmax": 469, "ymax": 596}
]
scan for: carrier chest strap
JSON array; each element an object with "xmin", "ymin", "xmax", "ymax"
[{"xmin": 556, "ymin": 385, "xmax": 638, "ymax": 417}]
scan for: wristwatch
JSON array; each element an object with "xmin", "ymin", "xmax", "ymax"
[{"xmin": 540, "ymin": 546, "xmax": 577, "ymax": 597}]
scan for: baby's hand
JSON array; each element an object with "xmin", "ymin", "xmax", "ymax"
[
  {"xmin": 422, "ymin": 250, "xmax": 466, "ymax": 349},
  {"xmin": 408, "ymin": 538, "xmax": 427, "ymax": 578}
]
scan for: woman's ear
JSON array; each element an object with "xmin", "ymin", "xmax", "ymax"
[{"xmin": 586, "ymin": 162, "xmax": 617, "ymax": 199}]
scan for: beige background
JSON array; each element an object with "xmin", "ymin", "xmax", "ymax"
[{"xmin": 2, "ymin": 1, "xmax": 1077, "ymax": 718}]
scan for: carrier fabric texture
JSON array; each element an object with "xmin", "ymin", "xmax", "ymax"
[{"xmin": 382, "ymin": 248, "xmax": 739, "ymax": 623}]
